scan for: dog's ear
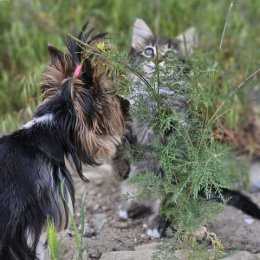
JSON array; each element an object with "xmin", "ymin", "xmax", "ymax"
[
  {"xmin": 42, "ymin": 44, "xmax": 74, "ymax": 99},
  {"xmin": 47, "ymin": 44, "xmax": 65, "ymax": 65},
  {"xmin": 47, "ymin": 44, "xmax": 73, "ymax": 72}
]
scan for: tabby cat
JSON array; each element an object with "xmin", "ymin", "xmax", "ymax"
[
  {"xmin": 112, "ymin": 18, "xmax": 198, "ymax": 238},
  {"xmin": 113, "ymin": 18, "xmax": 260, "ymax": 238}
]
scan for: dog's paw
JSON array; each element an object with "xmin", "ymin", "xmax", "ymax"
[
  {"xmin": 147, "ymin": 228, "xmax": 161, "ymax": 238},
  {"xmin": 118, "ymin": 209, "xmax": 128, "ymax": 219}
]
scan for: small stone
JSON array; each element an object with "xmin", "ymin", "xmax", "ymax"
[
  {"xmin": 118, "ymin": 210, "xmax": 128, "ymax": 220},
  {"xmin": 140, "ymin": 233, "xmax": 151, "ymax": 241},
  {"xmin": 93, "ymin": 204, "xmax": 100, "ymax": 211},
  {"xmin": 95, "ymin": 213, "xmax": 108, "ymax": 220},
  {"xmin": 135, "ymin": 242, "xmax": 162, "ymax": 251},
  {"xmin": 83, "ymin": 226, "xmax": 97, "ymax": 237},
  {"xmin": 143, "ymin": 223, "xmax": 148, "ymax": 229},
  {"xmin": 99, "ymin": 250, "xmax": 154, "ymax": 260},
  {"xmin": 88, "ymin": 190, "xmax": 97, "ymax": 196},
  {"xmin": 101, "ymin": 206, "xmax": 110, "ymax": 212},
  {"xmin": 88, "ymin": 249, "xmax": 101, "ymax": 259},
  {"xmin": 94, "ymin": 179, "xmax": 104, "ymax": 186},
  {"xmin": 91, "ymin": 219, "xmax": 105, "ymax": 229},
  {"xmin": 113, "ymin": 222, "xmax": 129, "ymax": 229}
]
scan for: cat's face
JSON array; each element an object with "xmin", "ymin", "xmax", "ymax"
[
  {"xmin": 129, "ymin": 18, "xmax": 198, "ymax": 63},
  {"xmin": 128, "ymin": 19, "xmax": 198, "ymax": 109}
]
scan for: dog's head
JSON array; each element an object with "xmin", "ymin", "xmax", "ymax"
[{"xmin": 41, "ymin": 23, "xmax": 129, "ymax": 164}]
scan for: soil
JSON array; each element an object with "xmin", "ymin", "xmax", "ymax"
[
  {"xmin": 59, "ymin": 163, "xmax": 260, "ymax": 259},
  {"xmin": 60, "ymin": 164, "xmax": 169, "ymax": 260}
]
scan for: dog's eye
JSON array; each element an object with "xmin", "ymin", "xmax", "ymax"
[{"xmin": 143, "ymin": 47, "xmax": 155, "ymax": 57}]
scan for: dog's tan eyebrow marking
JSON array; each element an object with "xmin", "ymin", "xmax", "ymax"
[{"xmin": 22, "ymin": 114, "xmax": 54, "ymax": 129}]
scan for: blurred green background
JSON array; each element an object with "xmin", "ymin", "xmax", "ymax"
[{"xmin": 0, "ymin": 0, "xmax": 259, "ymax": 138}]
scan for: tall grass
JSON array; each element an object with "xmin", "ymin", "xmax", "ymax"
[
  {"xmin": 0, "ymin": 0, "xmax": 259, "ymax": 132},
  {"xmin": 47, "ymin": 181, "xmax": 87, "ymax": 260}
]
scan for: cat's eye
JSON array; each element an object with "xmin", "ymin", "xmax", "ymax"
[
  {"xmin": 143, "ymin": 47, "xmax": 155, "ymax": 57},
  {"xmin": 165, "ymin": 51, "xmax": 175, "ymax": 59}
]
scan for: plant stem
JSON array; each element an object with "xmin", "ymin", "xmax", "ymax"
[{"xmin": 219, "ymin": 0, "xmax": 236, "ymax": 49}]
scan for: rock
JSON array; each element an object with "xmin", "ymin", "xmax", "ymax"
[
  {"xmin": 91, "ymin": 219, "xmax": 106, "ymax": 229},
  {"xmin": 99, "ymin": 249, "xmax": 154, "ymax": 260},
  {"xmin": 134, "ymin": 242, "xmax": 162, "ymax": 250},
  {"xmin": 208, "ymin": 202, "xmax": 260, "ymax": 253},
  {"xmin": 99, "ymin": 249, "xmax": 260, "ymax": 260},
  {"xmin": 101, "ymin": 206, "xmax": 110, "ymax": 212},
  {"xmin": 83, "ymin": 226, "xmax": 97, "ymax": 237},
  {"xmin": 94, "ymin": 179, "xmax": 104, "ymax": 186},
  {"xmin": 140, "ymin": 233, "xmax": 151, "ymax": 241},
  {"xmin": 88, "ymin": 249, "xmax": 102, "ymax": 259},
  {"xmin": 93, "ymin": 204, "xmax": 101, "ymax": 211},
  {"xmin": 112, "ymin": 221, "xmax": 129, "ymax": 229},
  {"xmin": 223, "ymin": 251, "xmax": 260, "ymax": 260},
  {"xmin": 94, "ymin": 213, "xmax": 108, "ymax": 220},
  {"xmin": 88, "ymin": 189, "xmax": 97, "ymax": 196}
]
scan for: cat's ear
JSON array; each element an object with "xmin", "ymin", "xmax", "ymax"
[
  {"xmin": 176, "ymin": 27, "xmax": 199, "ymax": 58},
  {"xmin": 131, "ymin": 18, "xmax": 154, "ymax": 52}
]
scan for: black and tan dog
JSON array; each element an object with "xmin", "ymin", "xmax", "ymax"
[{"xmin": 0, "ymin": 23, "xmax": 129, "ymax": 260}]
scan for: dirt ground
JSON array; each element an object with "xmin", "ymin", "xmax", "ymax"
[
  {"xmin": 60, "ymin": 164, "xmax": 169, "ymax": 259},
  {"xmin": 60, "ymin": 163, "xmax": 260, "ymax": 259}
]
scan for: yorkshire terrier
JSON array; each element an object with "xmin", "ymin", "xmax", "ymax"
[{"xmin": 0, "ymin": 23, "xmax": 129, "ymax": 260}]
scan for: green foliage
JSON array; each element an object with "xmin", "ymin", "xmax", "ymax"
[
  {"xmin": 126, "ymin": 48, "xmax": 249, "ymax": 256},
  {"xmin": 47, "ymin": 221, "xmax": 62, "ymax": 260},
  {"xmin": 0, "ymin": 0, "xmax": 259, "ymax": 133},
  {"xmin": 128, "ymin": 59, "xmax": 233, "ymax": 231},
  {"xmin": 60, "ymin": 180, "xmax": 86, "ymax": 260},
  {"xmin": 46, "ymin": 181, "xmax": 87, "ymax": 260}
]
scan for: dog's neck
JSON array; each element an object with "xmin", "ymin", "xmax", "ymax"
[{"xmin": 22, "ymin": 114, "xmax": 53, "ymax": 129}]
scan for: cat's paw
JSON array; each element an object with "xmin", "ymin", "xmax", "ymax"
[
  {"xmin": 147, "ymin": 228, "xmax": 161, "ymax": 238},
  {"xmin": 118, "ymin": 209, "xmax": 128, "ymax": 219}
]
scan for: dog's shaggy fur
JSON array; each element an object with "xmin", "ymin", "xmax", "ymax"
[{"xmin": 0, "ymin": 23, "xmax": 129, "ymax": 260}]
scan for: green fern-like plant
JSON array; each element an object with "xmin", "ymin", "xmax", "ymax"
[{"xmin": 123, "ymin": 49, "xmax": 249, "ymax": 257}]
